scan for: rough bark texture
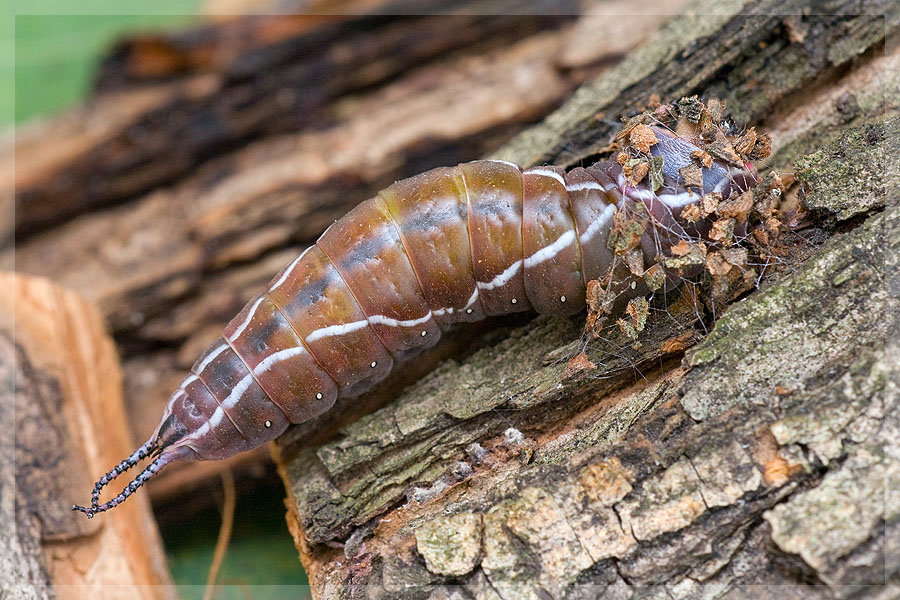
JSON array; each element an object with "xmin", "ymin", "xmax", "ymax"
[
  {"xmin": 0, "ymin": 273, "xmax": 175, "ymax": 599},
  {"xmin": 12, "ymin": 1, "xmax": 579, "ymax": 235},
  {"xmin": 6, "ymin": 0, "xmax": 678, "ymax": 506},
  {"xmin": 269, "ymin": 1, "xmax": 900, "ymax": 598}
]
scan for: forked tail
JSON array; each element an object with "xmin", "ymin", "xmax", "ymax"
[{"xmin": 73, "ymin": 413, "xmax": 189, "ymax": 518}]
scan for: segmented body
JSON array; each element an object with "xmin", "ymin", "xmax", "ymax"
[{"xmin": 74, "ymin": 122, "xmax": 757, "ymax": 517}]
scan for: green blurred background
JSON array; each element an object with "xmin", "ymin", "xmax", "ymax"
[
  {"xmin": 4, "ymin": 0, "xmax": 199, "ymax": 125},
  {"xmin": 6, "ymin": 2, "xmax": 311, "ymax": 596},
  {"xmin": 163, "ymin": 482, "xmax": 313, "ymax": 599}
]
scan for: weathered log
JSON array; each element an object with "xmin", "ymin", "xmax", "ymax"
[
  {"xmin": 0, "ymin": 272, "xmax": 174, "ymax": 599},
  {"xmin": 8, "ymin": 1, "xmax": 679, "ymax": 501},
  {"xmin": 283, "ymin": 109, "xmax": 898, "ymax": 600},
  {"xmin": 271, "ymin": 0, "xmax": 900, "ymax": 597},
  {"xmin": 11, "ymin": 1, "xmax": 578, "ymax": 237}
]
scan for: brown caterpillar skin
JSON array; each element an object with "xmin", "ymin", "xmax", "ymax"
[{"xmin": 73, "ymin": 125, "xmax": 757, "ymax": 517}]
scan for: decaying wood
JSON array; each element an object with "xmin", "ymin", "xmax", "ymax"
[
  {"xmin": 7, "ymin": 0, "xmax": 681, "ymax": 502},
  {"xmin": 279, "ymin": 174, "xmax": 896, "ymax": 597},
  {"xmin": 266, "ymin": 0, "xmax": 900, "ymax": 597},
  {"xmin": 0, "ymin": 273, "xmax": 174, "ymax": 599},
  {"xmin": 12, "ymin": 0, "xmax": 580, "ymax": 236}
]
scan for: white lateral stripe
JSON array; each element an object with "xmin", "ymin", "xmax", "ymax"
[
  {"xmin": 465, "ymin": 287, "xmax": 479, "ymax": 307},
  {"xmin": 489, "ymin": 159, "xmax": 519, "ymax": 169},
  {"xmin": 270, "ymin": 256, "xmax": 301, "ymax": 291},
  {"xmin": 208, "ymin": 407, "xmax": 225, "ymax": 428},
  {"xmin": 367, "ymin": 313, "xmax": 433, "ymax": 328},
  {"xmin": 616, "ymin": 167, "xmax": 713, "ymax": 205},
  {"xmin": 304, "ymin": 311, "xmax": 436, "ymax": 344},
  {"xmin": 270, "ymin": 246, "xmax": 312, "ymax": 292},
  {"xmin": 180, "ymin": 374, "xmax": 199, "ymax": 389},
  {"xmin": 477, "ymin": 259, "xmax": 522, "ymax": 291},
  {"xmin": 281, "ymin": 298, "xmax": 474, "ymax": 348},
  {"xmin": 524, "ymin": 230, "xmax": 575, "ymax": 268},
  {"xmin": 196, "ymin": 344, "xmax": 228, "ymax": 374},
  {"xmin": 565, "ymin": 180, "xmax": 603, "ymax": 192},
  {"xmin": 188, "ymin": 421, "xmax": 210, "ymax": 440},
  {"xmin": 305, "ymin": 319, "xmax": 369, "ymax": 342},
  {"xmin": 254, "ymin": 346, "xmax": 306, "ymax": 376},
  {"xmin": 579, "ymin": 204, "xmax": 616, "ymax": 245},
  {"xmin": 616, "ymin": 171, "xmax": 656, "ymax": 201},
  {"xmin": 184, "ymin": 405, "xmax": 222, "ymax": 442},
  {"xmin": 657, "ymin": 191, "xmax": 698, "ymax": 208},
  {"xmin": 185, "ymin": 405, "xmax": 222, "ymax": 441},
  {"xmin": 432, "ymin": 287, "xmax": 478, "ymax": 317},
  {"xmin": 183, "ymin": 401, "xmax": 230, "ymax": 442},
  {"xmin": 631, "ymin": 187, "xmax": 656, "ymax": 201},
  {"xmin": 228, "ymin": 297, "xmax": 264, "ymax": 342},
  {"xmin": 223, "ymin": 374, "xmax": 254, "ymax": 410},
  {"xmin": 525, "ymin": 168, "xmax": 565, "ymax": 186}
]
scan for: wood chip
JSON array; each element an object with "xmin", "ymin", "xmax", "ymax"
[
  {"xmin": 721, "ymin": 247, "xmax": 748, "ymax": 269},
  {"xmin": 607, "ymin": 204, "xmax": 648, "ymax": 255},
  {"xmin": 700, "ymin": 192, "xmax": 722, "ymax": 217},
  {"xmin": 643, "ymin": 263, "xmax": 666, "ymax": 291},
  {"xmin": 664, "ymin": 241, "xmax": 706, "ymax": 272},
  {"xmin": 670, "ymin": 239, "xmax": 693, "ymax": 257},
  {"xmin": 677, "ymin": 96, "xmax": 704, "ymax": 123},
  {"xmin": 648, "ymin": 155, "xmax": 665, "ymax": 192},
  {"xmin": 623, "ymin": 249, "xmax": 645, "ymax": 276},
  {"xmin": 629, "ymin": 124, "xmax": 658, "ymax": 154},
  {"xmin": 625, "ymin": 297, "xmax": 649, "ymax": 332},
  {"xmin": 706, "ymin": 251, "xmax": 732, "ymax": 277},
  {"xmin": 624, "ymin": 160, "xmax": 650, "ymax": 186},
  {"xmin": 680, "ymin": 203, "xmax": 702, "ymax": 223},
  {"xmin": 705, "ymin": 137, "xmax": 743, "ymax": 167},
  {"xmin": 586, "ymin": 279, "xmax": 614, "ymax": 316},
  {"xmin": 564, "ymin": 353, "xmax": 597, "ymax": 378},
  {"xmin": 706, "ymin": 247, "xmax": 746, "ymax": 277},
  {"xmin": 710, "ymin": 218, "xmax": 735, "ymax": 246},
  {"xmin": 750, "ymin": 132, "xmax": 773, "ymax": 160},
  {"xmin": 716, "ymin": 190, "xmax": 754, "ymax": 222},
  {"xmin": 679, "ymin": 163, "xmax": 704, "ymax": 190},
  {"xmin": 690, "ymin": 149, "xmax": 714, "ymax": 168},
  {"xmin": 752, "ymin": 227, "xmax": 770, "ymax": 245},
  {"xmin": 733, "ymin": 128, "xmax": 757, "ymax": 156},
  {"xmin": 705, "ymin": 98, "xmax": 726, "ymax": 123}
]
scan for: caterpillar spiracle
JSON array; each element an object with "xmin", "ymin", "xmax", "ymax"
[{"xmin": 73, "ymin": 99, "xmax": 767, "ymax": 518}]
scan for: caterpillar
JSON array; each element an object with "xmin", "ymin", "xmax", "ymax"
[{"xmin": 73, "ymin": 98, "xmax": 767, "ymax": 518}]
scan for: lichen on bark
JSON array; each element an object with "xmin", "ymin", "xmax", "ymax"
[{"xmin": 796, "ymin": 117, "xmax": 898, "ymax": 222}]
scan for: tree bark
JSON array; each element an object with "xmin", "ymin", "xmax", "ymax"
[
  {"xmin": 0, "ymin": 273, "xmax": 175, "ymax": 599},
  {"xmin": 11, "ymin": 1, "xmax": 580, "ymax": 236},
  {"xmin": 271, "ymin": 1, "xmax": 900, "ymax": 598}
]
